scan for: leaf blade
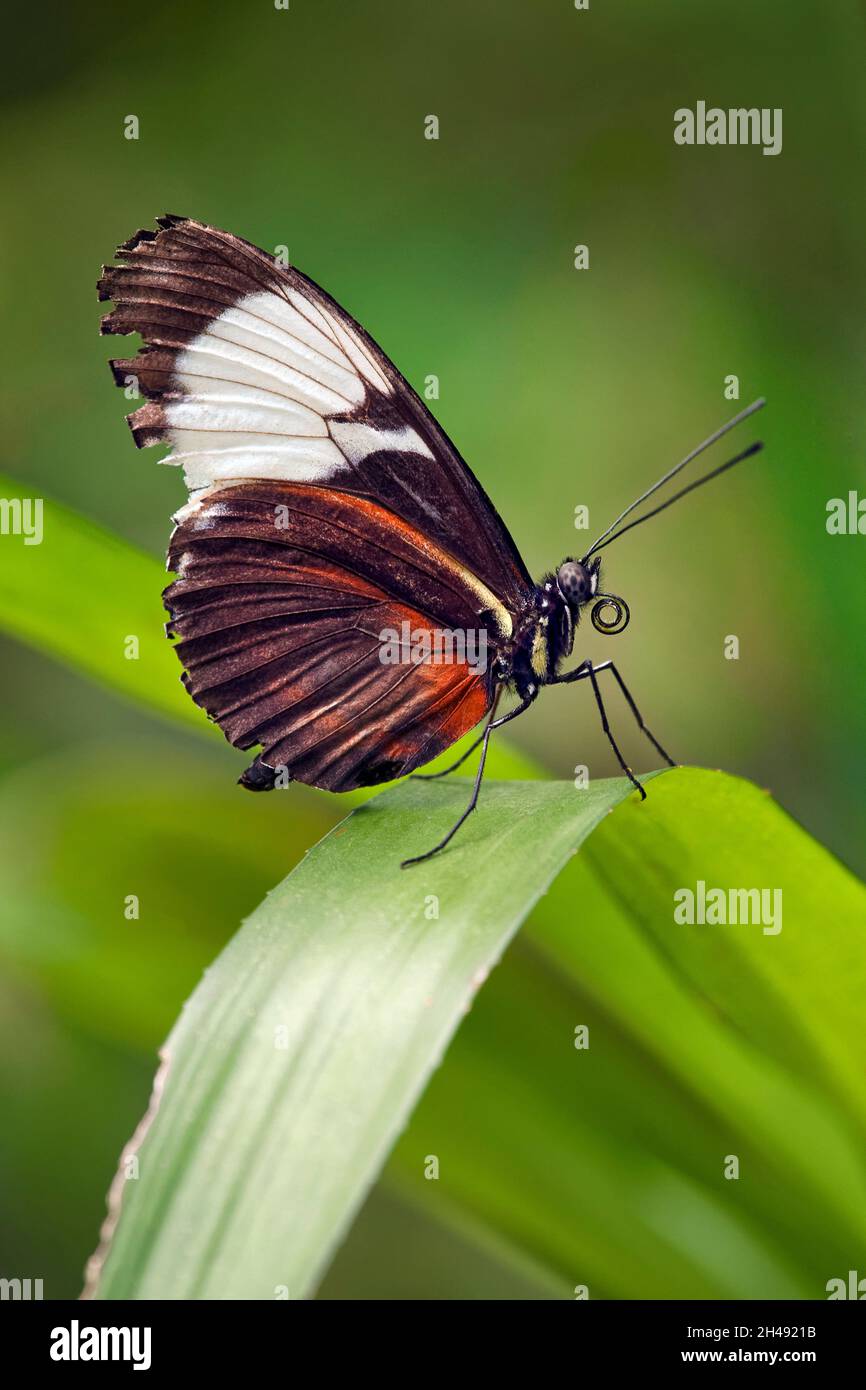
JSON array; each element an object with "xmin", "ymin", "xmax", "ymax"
[
  {"xmin": 90, "ymin": 775, "xmax": 643, "ymax": 1299},
  {"xmin": 0, "ymin": 474, "xmax": 200, "ymax": 730}
]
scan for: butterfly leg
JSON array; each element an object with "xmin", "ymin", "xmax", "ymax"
[
  {"xmin": 410, "ymin": 686, "xmax": 504, "ymax": 780},
  {"xmin": 588, "ymin": 660, "xmax": 677, "ymax": 767},
  {"xmin": 555, "ymin": 659, "xmax": 647, "ymax": 799},
  {"xmin": 401, "ymin": 693, "xmax": 535, "ymax": 868}
]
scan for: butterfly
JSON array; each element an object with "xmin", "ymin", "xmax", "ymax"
[{"xmin": 99, "ymin": 216, "xmax": 764, "ymax": 866}]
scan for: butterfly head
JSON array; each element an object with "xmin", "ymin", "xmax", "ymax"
[{"xmin": 555, "ymin": 557, "xmax": 631, "ymax": 638}]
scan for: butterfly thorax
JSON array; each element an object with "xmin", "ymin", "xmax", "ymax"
[{"xmin": 499, "ymin": 578, "xmax": 575, "ymax": 702}]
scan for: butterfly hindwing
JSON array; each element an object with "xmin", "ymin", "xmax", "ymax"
[{"xmin": 165, "ymin": 482, "xmax": 494, "ymax": 790}]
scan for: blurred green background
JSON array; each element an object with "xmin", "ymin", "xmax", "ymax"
[{"xmin": 1, "ymin": 0, "xmax": 864, "ymax": 1297}]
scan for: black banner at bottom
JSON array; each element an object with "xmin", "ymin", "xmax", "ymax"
[{"xmin": 2, "ymin": 1297, "xmax": 862, "ymax": 1373}]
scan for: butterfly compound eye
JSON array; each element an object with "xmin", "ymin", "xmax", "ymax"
[{"xmin": 556, "ymin": 561, "xmax": 592, "ymax": 607}]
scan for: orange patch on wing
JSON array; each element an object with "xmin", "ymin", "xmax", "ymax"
[{"xmin": 370, "ymin": 614, "xmax": 492, "ymax": 775}]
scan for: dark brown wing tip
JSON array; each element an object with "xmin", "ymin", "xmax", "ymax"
[
  {"xmin": 107, "ymin": 357, "xmax": 133, "ymax": 386},
  {"xmin": 96, "ymin": 268, "xmax": 115, "ymax": 302},
  {"xmin": 126, "ymin": 401, "xmax": 168, "ymax": 448},
  {"xmin": 116, "ymin": 227, "xmax": 156, "ymax": 254},
  {"xmin": 116, "ymin": 214, "xmax": 190, "ymax": 254},
  {"xmin": 98, "ymin": 215, "xmax": 193, "ymax": 301},
  {"xmin": 99, "ymin": 214, "xmax": 285, "ymax": 427}
]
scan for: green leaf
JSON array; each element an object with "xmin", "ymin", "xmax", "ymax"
[
  {"xmin": 88, "ymin": 774, "xmax": 643, "ymax": 1299},
  {"xmin": 383, "ymin": 767, "xmax": 866, "ymax": 1298},
  {"xmin": 0, "ymin": 738, "xmax": 334, "ymax": 1053},
  {"xmin": 88, "ymin": 767, "xmax": 866, "ymax": 1301},
  {"xmin": 0, "ymin": 474, "xmax": 201, "ymax": 731}
]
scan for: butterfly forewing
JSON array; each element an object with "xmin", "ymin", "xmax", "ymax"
[
  {"xmin": 99, "ymin": 216, "xmax": 531, "ymax": 602},
  {"xmin": 100, "ymin": 216, "xmax": 531, "ymax": 789}
]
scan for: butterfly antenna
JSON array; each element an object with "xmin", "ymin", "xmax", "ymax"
[
  {"xmin": 588, "ymin": 440, "xmax": 763, "ymax": 554},
  {"xmin": 581, "ymin": 397, "xmax": 765, "ymax": 561}
]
